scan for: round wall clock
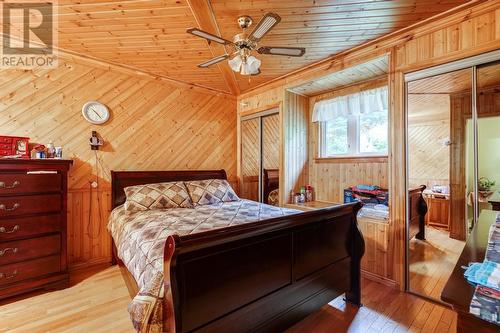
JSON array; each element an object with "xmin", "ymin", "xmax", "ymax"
[{"xmin": 82, "ymin": 101, "xmax": 110, "ymax": 125}]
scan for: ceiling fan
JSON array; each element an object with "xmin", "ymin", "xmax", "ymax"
[{"xmin": 187, "ymin": 13, "xmax": 306, "ymax": 76}]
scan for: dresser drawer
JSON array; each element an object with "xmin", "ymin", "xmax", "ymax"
[
  {"xmin": 0, "ymin": 173, "xmax": 62, "ymax": 195},
  {"xmin": 0, "ymin": 255, "xmax": 60, "ymax": 287},
  {"xmin": 0, "ymin": 194, "xmax": 61, "ymax": 218},
  {"xmin": 0, "ymin": 215, "xmax": 61, "ymax": 241},
  {"xmin": 0, "ymin": 234, "xmax": 60, "ymax": 266}
]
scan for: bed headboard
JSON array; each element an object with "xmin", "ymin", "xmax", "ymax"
[{"xmin": 111, "ymin": 169, "xmax": 227, "ymax": 208}]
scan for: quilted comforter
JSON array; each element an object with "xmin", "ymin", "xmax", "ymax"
[{"xmin": 108, "ymin": 199, "xmax": 300, "ymax": 333}]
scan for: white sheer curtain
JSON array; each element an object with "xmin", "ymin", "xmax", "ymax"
[{"xmin": 311, "ymin": 86, "xmax": 388, "ymax": 122}]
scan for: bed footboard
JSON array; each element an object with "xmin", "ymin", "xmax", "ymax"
[{"xmin": 166, "ymin": 202, "xmax": 364, "ymax": 332}]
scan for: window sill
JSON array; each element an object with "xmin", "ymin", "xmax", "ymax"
[{"xmin": 314, "ymin": 156, "xmax": 388, "ymax": 164}]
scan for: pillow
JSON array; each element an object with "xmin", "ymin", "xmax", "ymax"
[
  {"xmin": 185, "ymin": 179, "xmax": 239, "ymax": 205},
  {"xmin": 124, "ymin": 182, "xmax": 193, "ymax": 211}
]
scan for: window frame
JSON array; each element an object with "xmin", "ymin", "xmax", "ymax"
[{"xmin": 319, "ymin": 113, "xmax": 388, "ymax": 159}]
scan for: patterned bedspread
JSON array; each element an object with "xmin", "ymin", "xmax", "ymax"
[{"xmin": 108, "ymin": 199, "xmax": 300, "ymax": 333}]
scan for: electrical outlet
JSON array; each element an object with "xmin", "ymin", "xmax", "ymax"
[{"xmin": 90, "ymin": 181, "xmax": 98, "ymax": 188}]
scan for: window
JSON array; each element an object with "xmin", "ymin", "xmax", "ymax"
[
  {"xmin": 321, "ymin": 112, "xmax": 388, "ymax": 157},
  {"xmin": 313, "ymin": 86, "xmax": 389, "ymax": 158}
]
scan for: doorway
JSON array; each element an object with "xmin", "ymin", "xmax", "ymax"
[{"xmin": 405, "ymin": 51, "xmax": 500, "ymax": 302}]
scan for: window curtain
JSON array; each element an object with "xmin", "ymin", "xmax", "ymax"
[{"xmin": 311, "ymin": 86, "xmax": 388, "ymax": 122}]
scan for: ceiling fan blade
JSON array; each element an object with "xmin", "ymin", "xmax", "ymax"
[
  {"xmin": 198, "ymin": 54, "xmax": 230, "ymax": 68},
  {"xmin": 248, "ymin": 12, "xmax": 281, "ymax": 42},
  {"xmin": 187, "ymin": 28, "xmax": 233, "ymax": 45},
  {"xmin": 257, "ymin": 46, "xmax": 306, "ymax": 57}
]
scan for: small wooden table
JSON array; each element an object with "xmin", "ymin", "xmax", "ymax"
[
  {"xmin": 441, "ymin": 209, "xmax": 499, "ymax": 333},
  {"xmin": 423, "ymin": 191, "xmax": 450, "ymax": 230},
  {"xmin": 488, "ymin": 191, "xmax": 500, "ymax": 211},
  {"xmin": 284, "ymin": 200, "xmax": 340, "ymax": 211}
]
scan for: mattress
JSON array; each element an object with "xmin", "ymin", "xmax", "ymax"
[
  {"xmin": 357, "ymin": 203, "xmax": 389, "ymax": 221},
  {"xmin": 108, "ymin": 199, "xmax": 300, "ymax": 332}
]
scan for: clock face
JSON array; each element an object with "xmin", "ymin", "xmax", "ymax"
[{"xmin": 82, "ymin": 101, "xmax": 110, "ymax": 125}]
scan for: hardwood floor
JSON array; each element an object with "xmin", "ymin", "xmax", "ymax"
[
  {"xmin": 0, "ymin": 265, "xmax": 457, "ymax": 333},
  {"xmin": 0, "ymin": 266, "xmax": 132, "ymax": 333},
  {"xmin": 409, "ymin": 226, "xmax": 466, "ymax": 300}
]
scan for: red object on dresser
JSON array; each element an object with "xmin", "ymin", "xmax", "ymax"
[
  {"xmin": 0, "ymin": 136, "xmax": 30, "ymax": 158},
  {"xmin": 0, "ymin": 158, "xmax": 72, "ymax": 300}
]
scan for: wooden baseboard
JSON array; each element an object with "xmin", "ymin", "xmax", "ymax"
[
  {"xmin": 362, "ymin": 270, "xmax": 397, "ymax": 289},
  {"xmin": 69, "ymin": 257, "xmax": 112, "ymax": 272},
  {"xmin": 69, "ymin": 261, "xmax": 113, "ymax": 286}
]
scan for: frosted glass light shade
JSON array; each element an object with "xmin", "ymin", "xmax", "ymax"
[
  {"xmin": 228, "ymin": 54, "xmax": 261, "ymax": 75},
  {"xmin": 247, "ymin": 56, "xmax": 261, "ymax": 74},
  {"xmin": 229, "ymin": 55, "xmax": 242, "ymax": 72}
]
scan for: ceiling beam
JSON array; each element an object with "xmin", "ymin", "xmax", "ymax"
[{"xmin": 187, "ymin": 0, "xmax": 240, "ymax": 95}]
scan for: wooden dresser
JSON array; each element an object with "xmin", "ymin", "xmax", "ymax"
[
  {"xmin": 441, "ymin": 209, "xmax": 499, "ymax": 332},
  {"xmin": 0, "ymin": 159, "xmax": 72, "ymax": 300}
]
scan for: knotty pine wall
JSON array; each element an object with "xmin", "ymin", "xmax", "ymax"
[
  {"xmin": 282, "ymin": 91, "xmax": 308, "ymax": 204},
  {"xmin": 238, "ymin": 0, "xmax": 500, "ymax": 289},
  {"xmin": 0, "ymin": 57, "xmax": 237, "ymax": 270},
  {"xmin": 408, "ymin": 94, "xmax": 451, "ymax": 189}
]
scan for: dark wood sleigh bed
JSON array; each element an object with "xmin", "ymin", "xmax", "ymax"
[
  {"xmin": 111, "ymin": 169, "xmax": 365, "ymax": 333},
  {"xmin": 409, "ymin": 185, "xmax": 427, "ymax": 241}
]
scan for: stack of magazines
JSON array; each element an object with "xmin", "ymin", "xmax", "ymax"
[{"xmin": 468, "ymin": 212, "xmax": 500, "ymax": 325}]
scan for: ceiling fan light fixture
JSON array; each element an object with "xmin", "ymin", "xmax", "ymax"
[
  {"xmin": 188, "ymin": 12, "xmax": 305, "ymax": 77},
  {"xmin": 229, "ymin": 55, "xmax": 242, "ymax": 72},
  {"xmin": 230, "ymin": 55, "xmax": 261, "ymax": 75}
]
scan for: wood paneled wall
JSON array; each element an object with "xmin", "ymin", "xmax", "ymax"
[
  {"xmin": 238, "ymin": 0, "xmax": 500, "ymax": 290},
  {"xmin": 358, "ymin": 218, "xmax": 392, "ymax": 286},
  {"xmin": 282, "ymin": 92, "xmax": 308, "ymax": 204},
  {"xmin": 309, "ymin": 161, "xmax": 389, "ymax": 203},
  {"xmin": 408, "ymin": 94, "xmax": 451, "ymax": 189},
  {"xmin": 0, "ymin": 56, "xmax": 237, "ymax": 270},
  {"xmin": 408, "ymin": 121, "xmax": 450, "ymax": 188}
]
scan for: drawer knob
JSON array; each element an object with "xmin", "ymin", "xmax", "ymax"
[
  {"xmin": 0, "ymin": 181, "xmax": 20, "ymax": 189},
  {"xmin": 0, "ymin": 247, "xmax": 18, "ymax": 256},
  {"xmin": 0, "ymin": 203, "xmax": 20, "ymax": 211},
  {"xmin": 0, "ymin": 225, "xmax": 20, "ymax": 233},
  {"xmin": 0, "ymin": 270, "xmax": 18, "ymax": 279}
]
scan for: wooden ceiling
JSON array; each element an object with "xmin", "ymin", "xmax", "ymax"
[
  {"xmin": 43, "ymin": 0, "xmax": 470, "ymax": 94},
  {"xmin": 288, "ymin": 56, "xmax": 388, "ymax": 96}
]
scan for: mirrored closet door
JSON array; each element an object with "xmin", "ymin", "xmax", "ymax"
[
  {"xmin": 241, "ymin": 117, "xmax": 260, "ymax": 201},
  {"xmin": 405, "ymin": 52, "xmax": 500, "ymax": 302},
  {"xmin": 240, "ymin": 110, "xmax": 280, "ymax": 205},
  {"xmin": 476, "ymin": 61, "xmax": 500, "ymax": 223}
]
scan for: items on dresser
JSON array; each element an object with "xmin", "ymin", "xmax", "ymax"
[
  {"xmin": 290, "ymin": 185, "xmax": 314, "ymax": 204},
  {"xmin": 31, "ymin": 144, "xmax": 46, "ymax": 159},
  {"xmin": 0, "ymin": 136, "xmax": 29, "ymax": 159},
  {"xmin": 0, "ymin": 158, "xmax": 72, "ymax": 300},
  {"xmin": 344, "ymin": 185, "xmax": 389, "ymax": 205}
]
